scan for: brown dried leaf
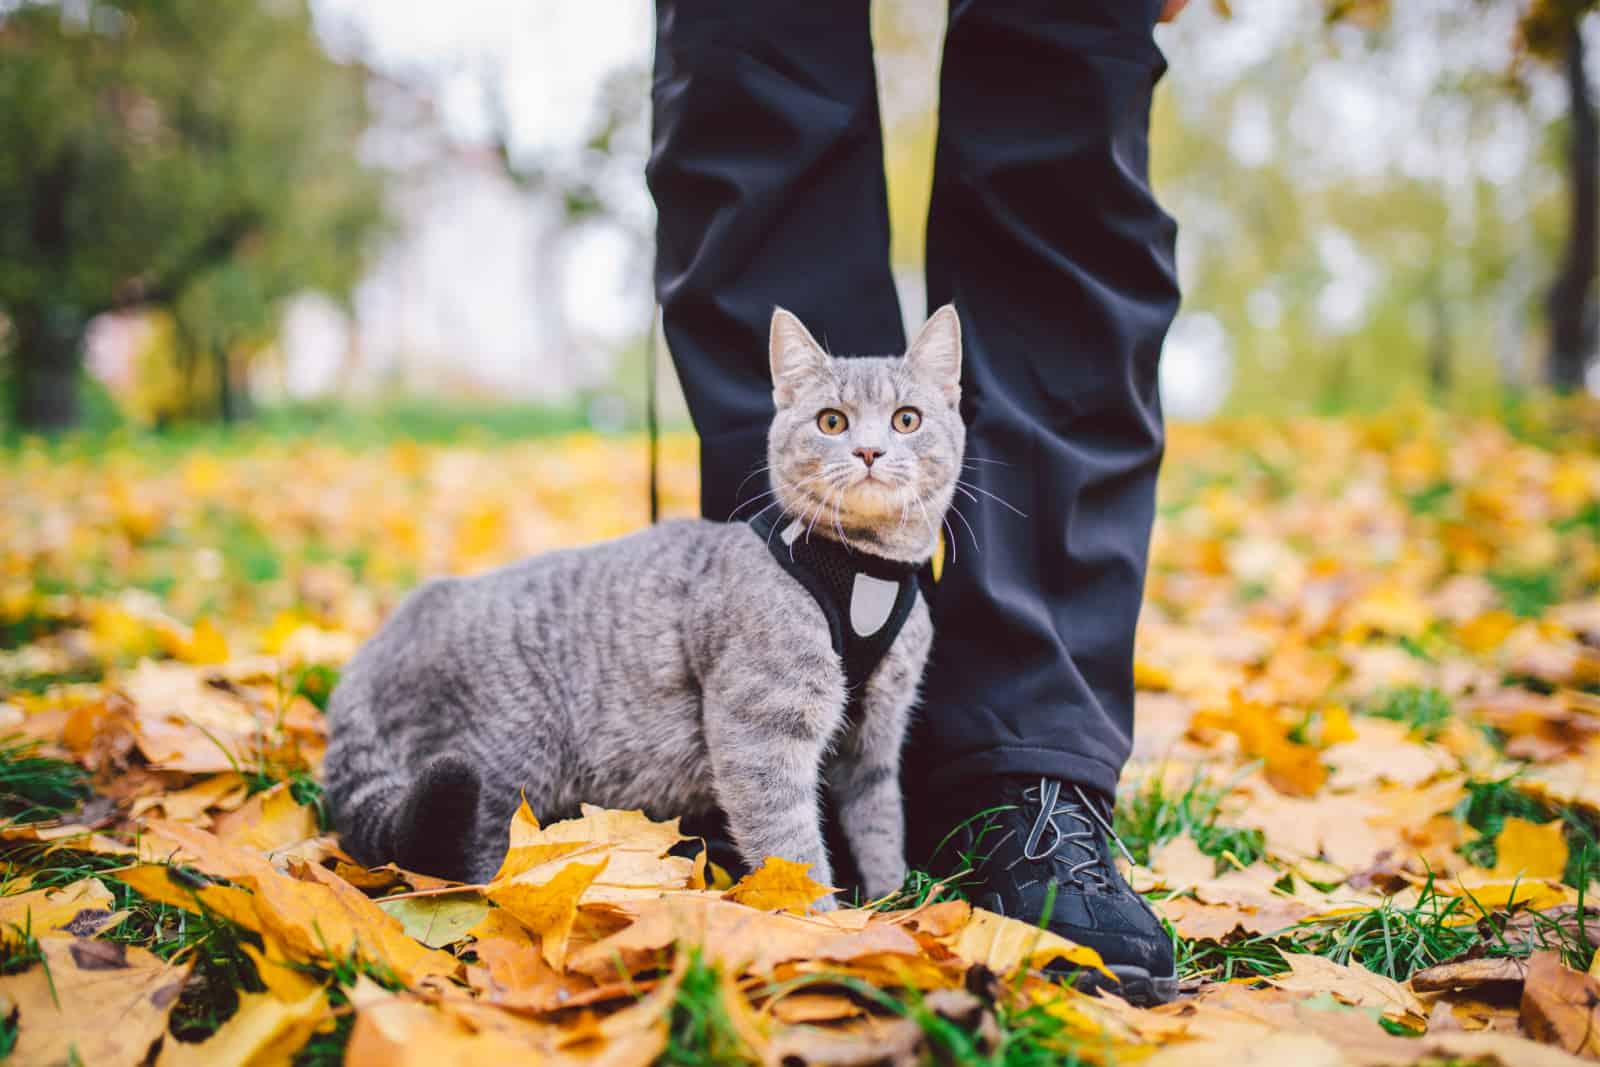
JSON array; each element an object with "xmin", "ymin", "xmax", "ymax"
[
  {"xmin": 1265, "ymin": 952, "xmax": 1427, "ymax": 1030},
  {"xmin": 1411, "ymin": 955, "xmax": 1528, "ymax": 993},
  {"xmin": 0, "ymin": 938, "xmax": 190, "ymax": 1067},
  {"xmin": 1522, "ymin": 950, "xmax": 1600, "ymax": 1058}
]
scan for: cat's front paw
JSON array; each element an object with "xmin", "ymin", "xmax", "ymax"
[
  {"xmin": 810, "ymin": 893, "xmax": 838, "ymax": 913},
  {"xmin": 861, "ymin": 865, "xmax": 908, "ymax": 903}
]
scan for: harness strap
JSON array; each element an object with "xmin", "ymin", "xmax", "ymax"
[{"xmin": 747, "ymin": 511, "xmax": 920, "ymax": 712}]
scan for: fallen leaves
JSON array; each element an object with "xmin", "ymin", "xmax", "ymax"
[
  {"xmin": 722, "ymin": 856, "xmax": 836, "ymax": 913},
  {"xmin": 1264, "ymin": 952, "xmax": 1427, "ymax": 1031},
  {"xmin": 487, "ymin": 858, "xmax": 609, "ymax": 968},
  {"xmin": 157, "ymin": 948, "xmax": 330, "ymax": 1067},
  {"xmin": 7, "ymin": 416, "xmax": 1600, "ymax": 1062},
  {"xmin": 0, "ymin": 938, "xmax": 190, "ymax": 1067},
  {"xmin": 1521, "ymin": 951, "xmax": 1600, "ymax": 1058},
  {"xmin": 942, "ymin": 907, "xmax": 1113, "ymax": 979}
]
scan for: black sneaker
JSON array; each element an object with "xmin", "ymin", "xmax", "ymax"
[{"xmin": 938, "ymin": 777, "xmax": 1177, "ymax": 1006}]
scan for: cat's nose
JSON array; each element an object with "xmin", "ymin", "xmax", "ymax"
[{"xmin": 853, "ymin": 447, "xmax": 883, "ymax": 468}]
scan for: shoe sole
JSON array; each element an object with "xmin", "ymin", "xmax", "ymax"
[{"xmin": 1069, "ymin": 963, "xmax": 1179, "ymax": 1006}]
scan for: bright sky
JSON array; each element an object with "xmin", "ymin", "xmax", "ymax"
[{"xmin": 313, "ymin": 0, "xmax": 652, "ymax": 163}]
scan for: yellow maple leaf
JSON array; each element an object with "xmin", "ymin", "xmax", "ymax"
[
  {"xmin": 487, "ymin": 858, "xmax": 609, "ymax": 969},
  {"xmin": 492, "ymin": 802, "xmax": 692, "ymax": 903},
  {"xmin": 723, "ymin": 857, "xmax": 836, "ymax": 914},
  {"xmin": 179, "ymin": 617, "xmax": 230, "ymax": 664},
  {"xmin": 1319, "ymin": 704, "xmax": 1358, "ymax": 746},
  {"xmin": 161, "ymin": 945, "xmax": 328, "ymax": 1067},
  {"xmin": 213, "ymin": 782, "xmax": 319, "ymax": 853},
  {"xmin": 1488, "ymin": 817, "xmax": 1569, "ymax": 882},
  {"xmin": 943, "ymin": 908, "xmax": 1112, "ymax": 979}
]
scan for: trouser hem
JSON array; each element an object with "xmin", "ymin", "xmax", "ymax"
[{"xmin": 920, "ymin": 746, "xmax": 1123, "ymax": 805}]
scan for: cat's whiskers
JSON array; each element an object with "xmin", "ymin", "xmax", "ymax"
[
  {"xmin": 946, "ymin": 499, "xmax": 981, "ymax": 553},
  {"xmin": 830, "ymin": 484, "xmax": 856, "ymax": 551},
  {"xmin": 955, "ymin": 479, "xmax": 1028, "ymax": 519},
  {"xmin": 745, "ymin": 469, "xmax": 837, "ymax": 527},
  {"xmin": 802, "ymin": 481, "xmax": 838, "ymax": 546},
  {"xmin": 911, "ymin": 492, "xmax": 938, "ymax": 557},
  {"xmin": 726, "ymin": 464, "xmax": 774, "ymax": 519}
]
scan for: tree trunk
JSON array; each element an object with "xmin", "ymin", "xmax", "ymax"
[
  {"xmin": 1547, "ymin": 24, "xmax": 1599, "ymax": 393},
  {"xmin": 9, "ymin": 306, "xmax": 83, "ymax": 432},
  {"xmin": 214, "ymin": 342, "xmax": 253, "ymax": 423},
  {"xmin": 1428, "ymin": 288, "xmax": 1452, "ymax": 395}
]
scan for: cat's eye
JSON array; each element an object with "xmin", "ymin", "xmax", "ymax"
[
  {"xmin": 892, "ymin": 407, "xmax": 922, "ymax": 434},
  {"xmin": 817, "ymin": 409, "xmax": 849, "ymax": 435}
]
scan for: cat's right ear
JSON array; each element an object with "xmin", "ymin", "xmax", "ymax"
[{"xmin": 770, "ymin": 308, "xmax": 829, "ymax": 406}]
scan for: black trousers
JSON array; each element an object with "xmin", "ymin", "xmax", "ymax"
[{"xmin": 650, "ymin": 0, "xmax": 1179, "ymax": 862}]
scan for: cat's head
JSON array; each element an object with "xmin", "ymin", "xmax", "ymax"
[{"xmin": 764, "ymin": 305, "xmax": 966, "ymax": 562}]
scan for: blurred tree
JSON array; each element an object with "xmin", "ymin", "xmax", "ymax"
[
  {"xmin": 1542, "ymin": 16, "xmax": 1598, "ymax": 390},
  {"xmin": 0, "ymin": 0, "xmax": 384, "ymax": 430},
  {"xmin": 1320, "ymin": 0, "xmax": 1600, "ymax": 395}
]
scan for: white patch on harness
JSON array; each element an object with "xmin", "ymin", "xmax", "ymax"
[
  {"xmin": 850, "ymin": 574, "xmax": 899, "ymax": 637},
  {"xmin": 781, "ymin": 520, "xmax": 803, "ymax": 546}
]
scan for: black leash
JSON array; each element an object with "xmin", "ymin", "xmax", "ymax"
[{"xmin": 646, "ymin": 305, "xmax": 660, "ymax": 525}]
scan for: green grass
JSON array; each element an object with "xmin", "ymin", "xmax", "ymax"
[
  {"xmin": 868, "ymin": 868, "xmax": 970, "ymax": 913},
  {"xmin": 0, "ymin": 921, "xmax": 40, "ymax": 1056},
  {"xmin": 3, "ymin": 399, "xmax": 599, "ymax": 457},
  {"xmin": 660, "ymin": 950, "xmax": 750, "ymax": 1067},
  {"xmin": 1292, "ymin": 876, "xmax": 1480, "ymax": 979},
  {"xmin": 292, "ymin": 665, "xmax": 340, "ymax": 713},
  {"xmin": 1171, "ymin": 870, "xmax": 1600, "ymax": 985},
  {"xmin": 291, "ymin": 998, "xmax": 353, "ymax": 1067},
  {"xmin": 1114, "ymin": 770, "xmax": 1265, "ymax": 872},
  {"xmin": 242, "ymin": 768, "xmax": 330, "ymax": 832},
  {"xmin": 1405, "ymin": 480, "xmax": 1455, "ymax": 516},
  {"xmin": 5, "ymin": 847, "xmax": 264, "ymax": 1043},
  {"xmin": 0, "ymin": 737, "xmax": 91, "ymax": 824},
  {"xmin": 103, "ymin": 864, "xmax": 266, "ymax": 1042},
  {"xmin": 1362, "ymin": 687, "xmax": 1455, "ymax": 740},
  {"xmin": 1456, "ymin": 774, "xmax": 1600, "ymax": 887},
  {"xmin": 1489, "ymin": 568, "xmax": 1562, "ymax": 619}
]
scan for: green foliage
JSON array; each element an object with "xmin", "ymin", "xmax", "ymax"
[
  {"xmin": 0, "ymin": 0, "xmax": 386, "ymax": 429},
  {"xmin": 1114, "ymin": 771, "xmax": 1266, "ymax": 871},
  {"xmin": 243, "ymin": 767, "xmax": 330, "ymax": 832},
  {"xmin": 1292, "ymin": 876, "xmax": 1480, "ymax": 980},
  {"xmin": 1455, "ymin": 774, "xmax": 1599, "ymax": 886},
  {"xmin": 1489, "ymin": 568, "xmax": 1563, "ymax": 619},
  {"xmin": 661, "ymin": 950, "xmax": 749, "ymax": 1067},
  {"xmin": 1173, "ymin": 872, "xmax": 1600, "ymax": 985},
  {"xmin": 0, "ymin": 923, "xmax": 45, "ymax": 976},
  {"xmin": 0, "ymin": 737, "xmax": 91, "ymax": 823},
  {"xmin": 1363, "ymin": 687, "xmax": 1455, "ymax": 740},
  {"xmin": 292, "ymin": 665, "xmax": 340, "ymax": 713},
  {"xmin": 290, "ymin": 1000, "xmax": 353, "ymax": 1067}
]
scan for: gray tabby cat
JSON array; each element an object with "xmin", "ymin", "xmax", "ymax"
[{"xmin": 325, "ymin": 306, "xmax": 966, "ymax": 904}]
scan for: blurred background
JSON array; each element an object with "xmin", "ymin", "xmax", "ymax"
[{"xmin": 4, "ymin": 0, "xmax": 1600, "ymax": 438}]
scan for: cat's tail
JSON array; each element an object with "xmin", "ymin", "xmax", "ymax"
[{"xmin": 329, "ymin": 753, "xmax": 483, "ymax": 883}]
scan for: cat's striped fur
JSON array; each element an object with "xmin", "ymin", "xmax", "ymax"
[{"xmin": 325, "ymin": 307, "xmax": 965, "ymax": 902}]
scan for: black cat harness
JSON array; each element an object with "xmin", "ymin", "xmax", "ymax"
[{"xmin": 748, "ymin": 510, "xmax": 921, "ymax": 711}]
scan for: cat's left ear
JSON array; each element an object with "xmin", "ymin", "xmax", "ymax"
[
  {"xmin": 770, "ymin": 308, "xmax": 830, "ymax": 406},
  {"xmin": 905, "ymin": 304, "xmax": 962, "ymax": 406}
]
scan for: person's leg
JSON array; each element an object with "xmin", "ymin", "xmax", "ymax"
[
  {"xmin": 649, "ymin": 0, "xmax": 906, "ymax": 890},
  {"xmin": 649, "ymin": 0, "xmax": 906, "ymax": 522},
  {"xmin": 909, "ymin": 0, "xmax": 1180, "ymax": 1000}
]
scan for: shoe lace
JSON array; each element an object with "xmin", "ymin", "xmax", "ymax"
[{"xmin": 1018, "ymin": 779, "xmax": 1136, "ymax": 891}]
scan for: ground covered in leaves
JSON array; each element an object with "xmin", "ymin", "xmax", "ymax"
[{"xmin": 4, "ymin": 407, "xmax": 1600, "ymax": 1065}]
